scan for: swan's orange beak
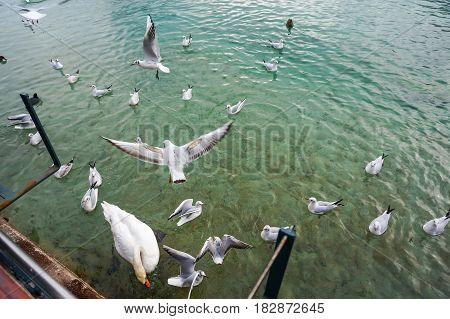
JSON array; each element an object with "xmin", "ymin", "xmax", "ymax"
[{"xmin": 145, "ymin": 279, "xmax": 150, "ymax": 288}]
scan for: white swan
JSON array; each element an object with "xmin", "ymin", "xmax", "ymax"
[
  {"xmin": 88, "ymin": 162, "xmax": 102, "ymax": 187},
  {"xmin": 365, "ymin": 153, "xmax": 388, "ymax": 175},
  {"xmin": 369, "ymin": 206, "xmax": 395, "ymax": 235},
  {"xmin": 81, "ymin": 183, "xmax": 98, "ymax": 213},
  {"xmin": 129, "ymin": 88, "xmax": 140, "ymax": 106},
  {"xmin": 102, "ymin": 202, "xmax": 160, "ymax": 287},
  {"xmin": 423, "ymin": 210, "xmax": 450, "ymax": 236}
]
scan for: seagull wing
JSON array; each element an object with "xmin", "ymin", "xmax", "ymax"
[
  {"xmin": 195, "ymin": 237, "xmax": 213, "ymax": 261},
  {"xmin": 180, "ymin": 206, "xmax": 201, "ymax": 218},
  {"xmin": 8, "ymin": 114, "xmax": 32, "ymax": 121},
  {"xmin": 222, "ymin": 235, "xmax": 253, "ymax": 256},
  {"xmin": 180, "ymin": 121, "xmax": 233, "ymax": 164},
  {"xmin": 101, "ymin": 137, "xmax": 165, "ymax": 165},
  {"xmin": 168, "ymin": 199, "xmax": 193, "ymax": 220},
  {"xmin": 143, "ymin": 16, "xmax": 161, "ymax": 62},
  {"xmin": 163, "ymin": 245, "xmax": 195, "ymax": 277}
]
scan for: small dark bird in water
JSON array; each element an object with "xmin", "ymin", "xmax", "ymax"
[
  {"xmin": 0, "ymin": 56, "xmax": 7, "ymax": 64},
  {"xmin": 286, "ymin": 18, "xmax": 294, "ymax": 31},
  {"xmin": 29, "ymin": 93, "xmax": 41, "ymax": 106}
]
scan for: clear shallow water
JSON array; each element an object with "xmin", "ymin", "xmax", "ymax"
[{"xmin": 0, "ymin": 0, "xmax": 449, "ymax": 298}]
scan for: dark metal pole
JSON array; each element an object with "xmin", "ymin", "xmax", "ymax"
[
  {"xmin": 20, "ymin": 94, "xmax": 61, "ymax": 167},
  {"xmin": 263, "ymin": 227, "xmax": 296, "ymax": 299}
]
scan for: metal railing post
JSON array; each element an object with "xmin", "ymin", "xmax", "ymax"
[{"xmin": 263, "ymin": 227, "xmax": 296, "ymax": 298}]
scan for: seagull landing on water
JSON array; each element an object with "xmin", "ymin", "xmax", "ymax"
[
  {"xmin": 102, "ymin": 121, "xmax": 233, "ymax": 184},
  {"xmin": 226, "ymin": 99, "xmax": 246, "ymax": 115},
  {"xmin": 65, "ymin": 70, "xmax": 79, "ymax": 84},
  {"xmin": 269, "ymin": 39, "xmax": 284, "ymax": 50},
  {"xmin": 182, "ymin": 34, "xmax": 192, "ymax": 47},
  {"xmin": 168, "ymin": 199, "xmax": 204, "ymax": 226},
  {"xmin": 262, "ymin": 59, "xmax": 278, "ymax": 72},
  {"xmin": 163, "ymin": 245, "xmax": 207, "ymax": 288},
  {"xmin": 195, "ymin": 235, "xmax": 253, "ymax": 265},
  {"xmin": 28, "ymin": 131, "xmax": 42, "ymax": 145},
  {"xmin": 90, "ymin": 85, "xmax": 112, "ymax": 97},
  {"xmin": 365, "ymin": 153, "xmax": 388, "ymax": 175},
  {"xmin": 49, "ymin": 58, "xmax": 63, "ymax": 70},
  {"xmin": 307, "ymin": 197, "xmax": 344, "ymax": 215},
  {"xmin": 129, "ymin": 88, "xmax": 140, "ymax": 106},
  {"xmin": 131, "ymin": 15, "xmax": 170, "ymax": 80},
  {"xmin": 182, "ymin": 85, "xmax": 193, "ymax": 100}
]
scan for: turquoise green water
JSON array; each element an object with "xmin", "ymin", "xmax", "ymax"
[{"xmin": 0, "ymin": 0, "xmax": 449, "ymax": 298}]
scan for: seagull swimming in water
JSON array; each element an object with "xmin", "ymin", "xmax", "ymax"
[
  {"xmin": 49, "ymin": 58, "xmax": 63, "ymax": 70},
  {"xmin": 54, "ymin": 158, "xmax": 74, "ymax": 179},
  {"xmin": 182, "ymin": 85, "xmax": 193, "ymax": 100},
  {"xmin": 368, "ymin": 206, "xmax": 395, "ymax": 236},
  {"xmin": 182, "ymin": 34, "xmax": 192, "ymax": 47},
  {"xmin": 28, "ymin": 131, "xmax": 42, "ymax": 145},
  {"xmin": 131, "ymin": 15, "xmax": 170, "ymax": 80},
  {"xmin": 65, "ymin": 69, "xmax": 79, "ymax": 84},
  {"xmin": 81, "ymin": 182, "xmax": 98, "ymax": 212},
  {"xmin": 168, "ymin": 199, "xmax": 204, "ymax": 226},
  {"xmin": 7, "ymin": 114, "xmax": 35, "ymax": 129},
  {"xmin": 102, "ymin": 121, "xmax": 233, "ymax": 184},
  {"xmin": 423, "ymin": 210, "xmax": 450, "ymax": 236},
  {"xmin": 129, "ymin": 88, "xmax": 140, "ymax": 106},
  {"xmin": 307, "ymin": 197, "xmax": 344, "ymax": 215},
  {"xmin": 262, "ymin": 59, "xmax": 278, "ymax": 72},
  {"xmin": 90, "ymin": 84, "xmax": 112, "ymax": 97},
  {"xmin": 269, "ymin": 39, "xmax": 284, "ymax": 50},
  {"xmin": 163, "ymin": 245, "xmax": 207, "ymax": 288},
  {"xmin": 88, "ymin": 162, "xmax": 102, "ymax": 187},
  {"xmin": 195, "ymin": 235, "xmax": 253, "ymax": 265},
  {"xmin": 365, "ymin": 153, "xmax": 388, "ymax": 175},
  {"xmin": 226, "ymin": 99, "xmax": 246, "ymax": 115}
]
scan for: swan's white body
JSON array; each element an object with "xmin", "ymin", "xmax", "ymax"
[
  {"xmin": 81, "ymin": 186, "xmax": 98, "ymax": 212},
  {"xmin": 365, "ymin": 154, "xmax": 388, "ymax": 175},
  {"xmin": 369, "ymin": 207, "xmax": 395, "ymax": 235},
  {"xmin": 28, "ymin": 132, "xmax": 42, "ymax": 145},
  {"xmin": 49, "ymin": 59, "xmax": 63, "ymax": 70},
  {"xmin": 102, "ymin": 202, "xmax": 160, "ymax": 285},
  {"xmin": 423, "ymin": 211, "xmax": 450, "ymax": 236}
]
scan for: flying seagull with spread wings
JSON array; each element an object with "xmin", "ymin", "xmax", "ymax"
[
  {"xmin": 102, "ymin": 121, "xmax": 232, "ymax": 184},
  {"xmin": 131, "ymin": 15, "xmax": 170, "ymax": 80},
  {"xmin": 195, "ymin": 234, "xmax": 253, "ymax": 265}
]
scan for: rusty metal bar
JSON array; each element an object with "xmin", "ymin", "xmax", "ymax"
[{"xmin": 0, "ymin": 94, "xmax": 61, "ymax": 212}]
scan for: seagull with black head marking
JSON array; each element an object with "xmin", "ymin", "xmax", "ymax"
[
  {"xmin": 131, "ymin": 15, "xmax": 170, "ymax": 80},
  {"xmin": 195, "ymin": 234, "xmax": 253, "ymax": 265},
  {"xmin": 102, "ymin": 121, "xmax": 232, "ymax": 184}
]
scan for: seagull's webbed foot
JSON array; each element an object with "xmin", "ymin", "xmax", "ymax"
[{"xmin": 156, "ymin": 70, "xmax": 160, "ymax": 80}]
